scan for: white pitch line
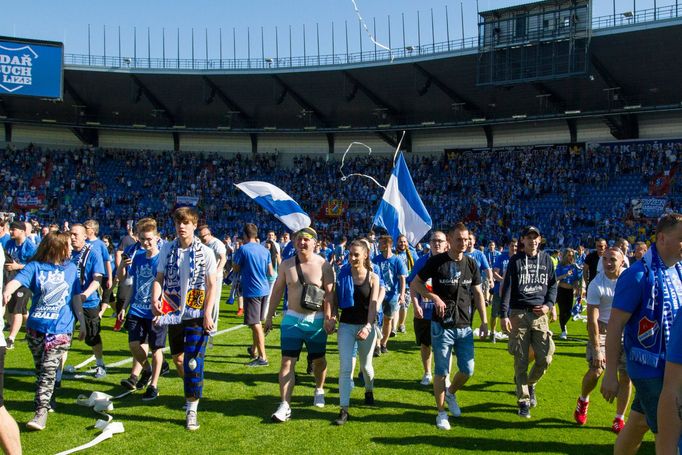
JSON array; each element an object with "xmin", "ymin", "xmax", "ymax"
[{"xmin": 5, "ymin": 324, "xmax": 246, "ymax": 377}]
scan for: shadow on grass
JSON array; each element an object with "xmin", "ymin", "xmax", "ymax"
[{"xmin": 370, "ymin": 435, "xmax": 654, "ymax": 454}]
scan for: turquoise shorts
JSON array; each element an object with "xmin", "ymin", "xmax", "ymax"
[{"xmin": 280, "ymin": 311, "xmax": 328, "ymax": 360}]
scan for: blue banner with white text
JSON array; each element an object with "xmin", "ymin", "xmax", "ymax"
[{"xmin": 0, "ymin": 37, "xmax": 63, "ymax": 99}]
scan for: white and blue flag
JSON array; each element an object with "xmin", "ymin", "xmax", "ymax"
[
  {"xmin": 373, "ymin": 153, "xmax": 432, "ymax": 246},
  {"xmin": 235, "ymin": 181, "xmax": 311, "ymax": 232}
]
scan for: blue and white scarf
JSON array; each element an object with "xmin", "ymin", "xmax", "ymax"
[
  {"xmin": 631, "ymin": 244, "xmax": 682, "ymax": 367},
  {"xmin": 157, "ymin": 237, "xmax": 207, "ymax": 326},
  {"xmin": 74, "ymin": 243, "xmax": 93, "ymax": 288}
]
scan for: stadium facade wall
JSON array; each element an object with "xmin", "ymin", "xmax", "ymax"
[
  {"xmin": 99, "ymin": 130, "xmax": 173, "ymax": 150},
  {"xmin": 11, "ymin": 125, "xmax": 82, "ymax": 148},
  {"xmin": 412, "ymin": 128, "xmax": 487, "ymax": 153},
  {"xmin": 638, "ymin": 112, "xmax": 682, "ymax": 139},
  {"xmin": 492, "ymin": 121, "xmax": 570, "ymax": 146},
  {"xmin": 576, "ymin": 118, "xmax": 613, "ymax": 142},
  {"xmin": 180, "ymin": 134, "xmax": 252, "ymax": 153}
]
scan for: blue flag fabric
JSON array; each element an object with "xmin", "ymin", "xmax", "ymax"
[
  {"xmin": 373, "ymin": 153, "xmax": 432, "ymax": 246},
  {"xmin": 235, "ymin": 181, "xmax": 311, "ymax": 232}
]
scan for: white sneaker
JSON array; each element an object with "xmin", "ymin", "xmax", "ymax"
[
  {"xmin": 445, "ymin": 391, "xmax": 461, "ymax": 417},
  {"xmin": 560, "ymin": 331, "xmax": 567, "ymax": 340},
  {"xmin": 436, "ymin": 411, "xmax": 451, "ymax": 430},
  {"xmin": 313, "ymin": 389, "xmax": 325, "ymax": 408},
  {"xmin": 94, "ymin": 365, "xmax": 107, "ymax": 379},
  {"xmin": 271, "ymin": 402, "xmax": 291, "ymax": 422},
  {"xmin": 495, "ymin": 331, "xmax": 509, "ymax": 340},
  {"xmin": 420, "ymin": 373, "xmax": 432, "ymax": 386},
  {"xmin": 185, "ymin": 410, "xmax": 200, "ymax": 431}
]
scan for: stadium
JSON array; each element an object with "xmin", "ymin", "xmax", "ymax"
[{"xmin": 0, "ymin": 0, "xmax": 681, "ymax": 453}]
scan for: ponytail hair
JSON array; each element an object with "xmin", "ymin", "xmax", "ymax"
[{"xmin": 350, "ymin": 239, "xmax": 372, "ymax": 271}]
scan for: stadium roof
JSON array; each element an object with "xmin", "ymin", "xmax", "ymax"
[{"xmin": 1, "ymin": 15, "xmax": 681, "ymax": 145}]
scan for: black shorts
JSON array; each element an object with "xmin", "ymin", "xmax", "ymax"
[
  {"xmin": 7, "ymin": 286, "xmax": 32, "ymax": 315},
  {"xmin": 168, "ymin": 319, "xmax": 203, "ymax": 356},
  {"xmin": 0, "ymin": 346, "xmax": 5, "ymax": 407},
  {"xmin": 244, "ymin": 296, "xmax": 267, "ymax": 326},
  {"xmin": 414, "ymin": 317, "xmax": 432, "ymax": 347},
  {"xmin": 126, "ymin": 315, "xmax": 168, "ymax": 351},
  {"xmin": 83, "ymin": 307, "xmax": 102, "ymax": 347}
]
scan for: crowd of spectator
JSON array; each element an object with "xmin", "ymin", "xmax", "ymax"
[{"xmin": 0, "ymin": 138, "xmax": 680, "ymax": 248}]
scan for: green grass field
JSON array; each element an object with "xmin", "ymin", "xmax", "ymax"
[{"xmin": 4, "ymin": 290, "xmax": 655, "ymax": 455}]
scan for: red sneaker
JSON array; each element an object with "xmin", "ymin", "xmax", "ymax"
[
  {"xmin": 611, "ymin": 417, "xmax": 625, "ymax": 434},
  {"xmin": 237, "ymin": 308, "xmax": 244, "ymax": 317},
  {"xmin": 574, "ymin": 397, "xmax": 589, "ymax": 425}
]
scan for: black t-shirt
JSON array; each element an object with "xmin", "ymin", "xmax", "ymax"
[
  {"xmin": 417, "ymin": 253, "xmax": 481, "ymax": 328},
  {"xmin": 340, "ymin": 272, "xmax": 372, "ymax": 325},
  {"xmin": 584, "ymin": 251, "xmax": 600, "ymax": 284}
]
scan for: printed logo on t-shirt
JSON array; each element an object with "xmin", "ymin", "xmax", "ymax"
[
  {"xmin": 638, "ymin": 317, "xmax": 659, "ymax": 348},
  {"xmin": 33, "ymin": 270, "xmax": 70, "ymax": 320}
]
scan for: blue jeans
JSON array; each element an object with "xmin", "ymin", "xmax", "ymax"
[
  {"xmin": 431, "ymin": 322, "xmax": 474, "ymax": 377},
  {"xmin": 338, "ymin": 322, "xmax": 378, "ymax": 407},
  {"xmin": 630, "ymin": 376, "xmax": 664, "ymax": 433}
]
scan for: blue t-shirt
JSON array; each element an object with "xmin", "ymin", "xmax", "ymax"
[
  {"xmin": 87, "ymin": 238, "xmax": 111, "ymax": 274},
  {"xmin": 486, "ymin": 250, "xmax": 500, "ymax": 272},
  {"xmin": 406, "ymin": 254, "xmax": 434, "ymax": 319},
  {"xmin": 319, "ymin": 247, "xmax": 333, "ymax": 262},
  {"xmin": 0, "ymin": 233, "xmax": 10, "ymax": 250},
  {"xmin": 234, "ymin": 242, "xmax": 271, "ymax": 298},
  {"xmin": 668, "ymin": 310, "xmax": 682, "ymax": 365},
  {"xmin": 667, "ymin": 311, "xmax": 682, "ymax": 453},
  {"xmin": 70, "ymin": 246, "xmax": 105, "ymax": 309},
  {"xmin": 127, "ymin": 253, "xmax": 160, "ymax": 319},
  {"xmin": 613, "ymin": 260, "xmax": 682, "ymax": 379},
  {"xmin": 282, "ymin": 242, "xmax": 297, "ymax": 261},
  {"xmin": 465, "ymin": 249, "xmax": 491, "ymax": 274},
  {"xmin": 395, "ymin": 247, "xmax": 418, "ymax": 273},
  {"xmin": 5, "ymin": 238, "xmax": 37, "ymax": 264},
  {"xmin": 493, "ymin": 252, "xmax": 511, "ymax": 294},
  {"xmin": 333, "ymin": 245, "xmax": 350, "ymax": 267},
  {"xmin": 373, "ymin": 254, "xmax": 408, "ymax": 303},
  {"xmin": 555, "ymin": 264, "xmax": 580, "ymax": 285},
  {"xmin": 15, "ymin": 261, "xmax": 78, "ymax": 334}
]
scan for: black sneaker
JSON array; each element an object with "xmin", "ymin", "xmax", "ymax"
[
  {"xmin": 120, "ymin": 377, "xmax": 137, "ymax": 391},
  {"xmin": 160, "ymin": 361, "xmax": 170, "ymax": 376},
  {"xmin": 373, "ymin": 348, "xmax": 381, "ymax": 357},
  {"xmin": 334, "ymin": 408, "xmax": 349, "ymax": 426},
  {"xmin": 247, "ymin": 346, "xmax": 255, "ymax": 358},
  {"xmin": 142, "ymin": 386, "xmax": 159, "ymax": 401},
  {"xmin": 364, "ymin": 391, "xmax": 374, "ymax": 405},
  {"xmin": 136, "ymin": 369, "xmax": 152, "ymax": 390},
  {"xmin": 518, "ymin": 402, "xmax": 531, "ymax": 419},
  {"xmin": 389, "ymin": 331, "xmax": 397, "ymax": 338},
  {"xmin": 5, "ymin": 338, "xmax": 14, "ymax": 350},
  {"xmin": 380, "ymin": 346, "xmax": 388, "ymax": 354},
  {"xmin": 528, "ymin": 384, "xmax": 537, "ymax": 408}
]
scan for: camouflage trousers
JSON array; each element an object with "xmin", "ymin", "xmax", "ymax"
[{"xmin": 26, "ymin": 330, "xmax": 72, "ymax": 412}]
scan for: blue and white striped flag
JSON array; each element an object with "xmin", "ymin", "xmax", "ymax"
[
  {"xmin": 235, "ymin": 181, "xmax": 311, "ymax": 232},
  {"xmin": 373, "ymin": 153, "xmax": 432, "ymax": 246}
]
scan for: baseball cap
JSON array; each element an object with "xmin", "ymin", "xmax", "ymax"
[
  {"xmin": 9, "ymin": 221, "xmax": 25, "ymax": 231},
  {"xmin": 521, "ymin": 225, "xmax": 541, "ymax": 237}
]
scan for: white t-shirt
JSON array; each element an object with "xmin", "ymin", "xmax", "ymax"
[
  {"xmin": 206, "ymin": 238, "xmax": 227, "ymax": 275},
  {"xmin": 586, "ymin": 271, "xmax": 618, "ymax": 324},
  {"xmin": 157, "ymin": 240, "xmax": 217, "ymax": 320}
]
